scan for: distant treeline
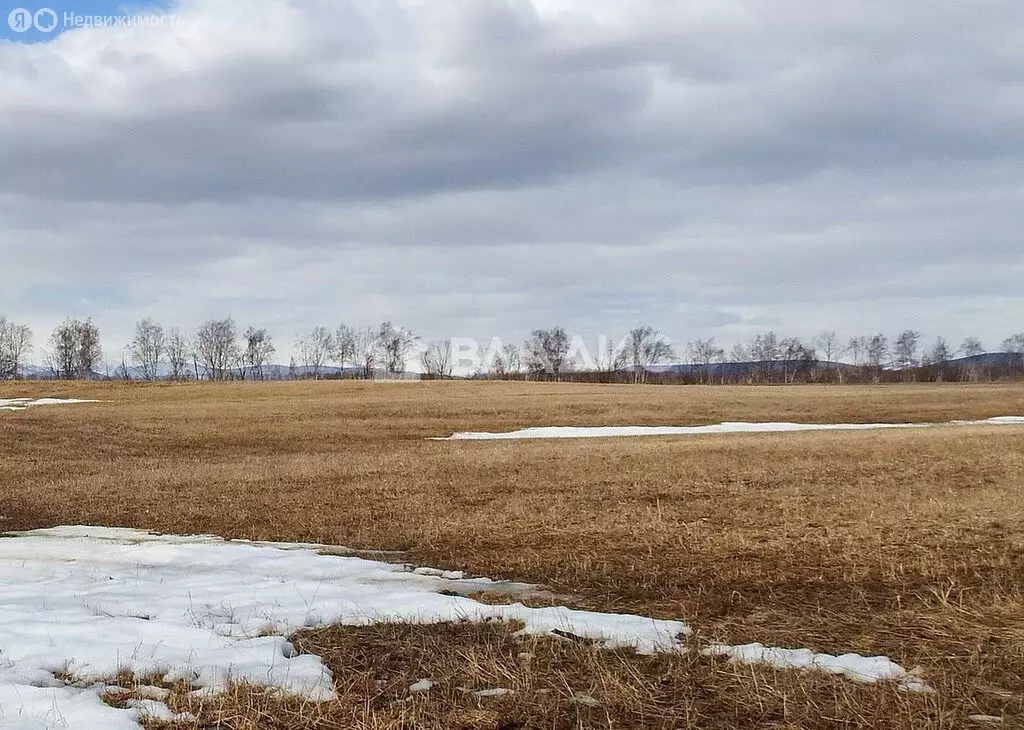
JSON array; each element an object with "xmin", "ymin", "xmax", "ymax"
[
  {"xmin": 1, "ymin": 315, "xmax": 1023, "ymax": 384},
  {"xmin": 511, "ymin": 353, "xmax": 1024, "ymax": 385}
]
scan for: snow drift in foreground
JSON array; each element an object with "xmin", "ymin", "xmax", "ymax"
[
  {"xmin": 0, "ymin": 398, "xmax": 98, "ymax": 412},
  {"xmin": 438, "ymin": 416, "xmax": 1024, "ymax": 440},
  {"xmin": 0, "ymin": 527, "xmax": 924, "ymax": 728}
]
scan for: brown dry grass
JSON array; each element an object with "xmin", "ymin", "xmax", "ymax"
[{"xmin": 2, "ymin": 380, "xmax": 1023, "ymax": 728}]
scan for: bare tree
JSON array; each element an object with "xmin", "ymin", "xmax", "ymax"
[
  {"xmin": 813, "ymin": 330, "xmax": 844, "ymax": 383},
  {"xmin": 525, "ymin": 327, "xmax": 571, "ymax": 380},
  {"xmin": 687, "ymin": 338, "xmax": 723, "ymax": 366},
  {"xmin": 166, "ymin": 327, "xmax": 190, "ymax": 380},
  {"xmin": 421, "ymin": 340, "xmax": 454, "ymax": 378},
  {"xmin": 377, "ymin": 321, "xmax": 415, "ymax": 376},
  {"xmin": 130, "ymin": 317, "xmax": 166, "ymax": 381},
  {"xmin": 623, "ymin": 327, "xmax": 674, "ymax": 383},
  {"xmin": 813, "ymin": 331, "xmax": 841, "ymax": 363},
  {"xmin": 295, "ymin": 327, "xmax": 334, "ymax": 379},
  {"xmin": 594, "ymin": 336, "xmax": 628, "ymax": 375},
  {"xmin": 1003, "ymin": 334, "xmax": 1024, "ymax": 371},
  {"xmin": 1002, "ymin": 334, "xmax": 1024, "ymax": 354},
  {"xmin": 921, "ymin": 337, "xmax": 952, "ymax": 381},
  {"xmin": 846, "ymin": 336, "xmax": 868, "ymax": 367},
  {"xmin": 48, "ymin": 318, "xmax": 102, "ymax": 379},
  {"xmin": 9, "ymin": 323, "xmax": 32, "ymax": 379},
  {"xmin": 490, "ymin": 349, "xmax": 510, "ymax": 379},
  {"xmin": 686, "ymin": 337, "xmax": 724, "ymax": 384},
  {"xmin": 924, "ymin": 337, "xmax": 951, "ymax": 365},
  {"xmin": 956, "ymin": 336, "xmax": 986, "ymax": 382},
  {"xmin": 76, "ymin": 320, "xmax": 103, "ymax": 379},
  {"xmin": 0, "ymin": 317, "xmax": 32, "ymax": 380},
  {"xmin": 48, "ymin": 321, "xmax": 74, "ymax": 379},
  {"xmin": 491, "ymin": 343, "xmax": 522, "ymax": 379},
  {"xmin": 960, "ymin": 337, "xmax": 985, "ymax": 358},
  {"xmin": 243, "ymin": 327, "xmax": 275, "ymax": 380},
  {"xmin": 194, "ymin": 318, "xmax": 239, "ymax": 381},
  {"xmin": 749, "ymin": 331, "xmax": 780, "ymax": 382},
  {"xmin": 866, "ymin": 333, "xmax": 889, "ymax": 382},
  {"xmin": 894, "ymin": 330, "xmax": 921, "ymax": 370},
  {"xmin": 780, "ymin": 337, "xmax": 815, "ymax": 384},
  {"xmin": 333, "ymin": 324, "xmax": 357, "ymax": 374},
  {"xmin": 501, "ymin": 343, "xmax": 522, "ymax": 376},
  {"xmin": 354, "ymin": 327, "xmax": 379, "ymax": 379}
]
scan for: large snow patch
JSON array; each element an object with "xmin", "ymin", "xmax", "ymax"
[
  {"xmin": 0, "ymin": 527, "xmax": 684, "ymax": 727},
  {"xmin": 0, "ymin": 527, "xmax": 926, "ymax": 728},
  {"xmin": 438, "ymin": 416, "xmax": 1024, "ymax": 440}
]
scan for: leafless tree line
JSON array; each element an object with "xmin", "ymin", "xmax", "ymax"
[
  {"xmin": 677, "ymin": 330, "xmax": 1024, "ymax": 385},
  {"xmin": 2, "ymin": 313, "xmax": 1023, "ymax": 383},
  {"xmin": 111, "ymin": 317, "xmax": 275, "ymax": 381},
  {"xmin": 291, "ymin": 321, "xmax": 416, "ymax": 379},
  {"xmin": 113, "ymin": 318, "xmax": 418, "ymax": 381},
  {"xmin": 124, "ymin": 319, "xmax": 415, "ymax": 381},
  {"xmin": 463, "ymin": 326, "xmax": 675, "ymax": 382}
]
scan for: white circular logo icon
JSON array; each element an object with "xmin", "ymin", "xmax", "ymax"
[
  {"xmin": 7, "ymin": 7, "xmax": 59, "ymax": 33},
  {"xmin": 34, "ymin": 7, "xmax": 58, "ymax": 32},
  {"xmin": 8, "ymin": 8, "xmax": 33, "ymax": 32}
]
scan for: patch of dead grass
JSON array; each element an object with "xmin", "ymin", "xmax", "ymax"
[{"xmin": 146, "ymin": 621, "xmax": 959, "ymax": 730}]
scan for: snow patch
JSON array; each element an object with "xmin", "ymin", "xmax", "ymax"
[
  {"xmin": 408, "ymin": 678, "xmax": 435, "ymax": 693},
  {"xmin": 437, "ymin": 417, "xmax": 1024, "ymax": 440},
  {"xmin": 0, "ymin": 398, "xmax": 98, "ymax": 412},
  {"xmin": 0, "ymin": 527, "xmax": 684, "ymax": 728},
  {"xmin": 0, "ymin": 527, "xmax": 928, "ymax": 727},
  {"xmin": 705, "ymin": 643, "xmax": 931, "ymax": 692}
]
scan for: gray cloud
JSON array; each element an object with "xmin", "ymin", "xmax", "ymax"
[{"xmin": 1, "ymin": 0, "xmax": 1022, "ymax": 361}]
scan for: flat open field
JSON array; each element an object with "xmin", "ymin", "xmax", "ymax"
[{"xmin": 2, "ymin": 381, "xmax": 1023, "ymax": 728}]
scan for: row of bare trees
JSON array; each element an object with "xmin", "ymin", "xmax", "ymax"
[
  {"xmin": 0, "ymin": 315, "xmax": 419, "ymax": 381},
  {"xmin": 1, "ymin": 317, "xmax": 103, "ymax": 380},
  {"xmin": 2, "ymin": 312, "xmax": 1024, "ymax": 383},
  {"xmin": 121, "ymin": 318, "xmax": 418, "ymax": 381},
  {"xmin": 292, "ymin": 322, "xmax": 416, "ymax": 379},
  {"xmin": 126, "ymin": 319, "xmax": 419, "ymax": 381},
  {"xmin": 679, "ymin": 330, "xmax": 1024, "ymax": 384},
  {"xmin": 467, "ymin": 326, "xmax": 675, "ymax": 382},
  {"xmin": 114, "ymin": 317, "xmax": 276, "ymax": 381}
]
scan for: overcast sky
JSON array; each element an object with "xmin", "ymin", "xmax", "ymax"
[{"xmin": 1, "ymin": 0, "xmax": 1022, "ymax": 362}]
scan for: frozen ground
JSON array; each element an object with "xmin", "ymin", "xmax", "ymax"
[
  {"xmin": 439, "ymin": 416, "xmax": 1024, "ymax": 440},
  {"xmin": 0, "ymin": 527, "xmax": 926, "ymax": 728},
  {"xmin": 0, "ymin": 398, "xmax": 98, "ymax": 412}
]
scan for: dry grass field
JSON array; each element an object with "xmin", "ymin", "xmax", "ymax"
[{"xmin": 2, "ymin": 381, "xmax": 1023, "ymax": 728}]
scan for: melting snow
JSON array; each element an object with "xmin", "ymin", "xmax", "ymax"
[
  {"xmin": 438, "ymin": 416, "xmax": 1024, "ymax": 440},
  {"xmin": 0, "ymin": 527, "xmax": 927, "ymax": 728},
  {"xmin": 408, "ymin": 678, "xmax": 434, "ymax": 693},
  {"xmin": 0, "ymin": 398, "xmax": 98, "ymax": 412},
  {"xmin": 705, "ymin": 643, "xmax": 931, "ymax": 692},
  {"xmin": 0, "ymin": 527, "xmax": 684, "ymax": 728}
]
